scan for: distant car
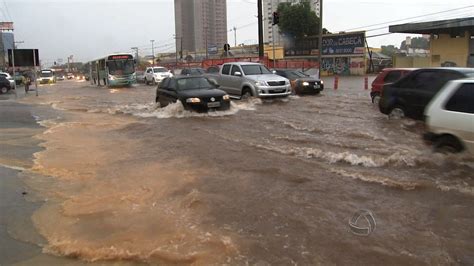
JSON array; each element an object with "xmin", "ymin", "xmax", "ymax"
[
  {"xmin": 0, "ymin": 72, "xmax": 16, "ymax": 90},
  {"xmin": 0, "ymin": 76, "xmax": 12, "ymax": 94},
  {"xmin": 370, "ymin": 68, "xmax": 415, "ymax": 104},
  {"xmin": 206, "ymin": 66, "xmax": 220, "ymax": 74},
  {"xmin": 67, "ymin": 73, "xmax": 74, "ymax": 79},
  {"xmin": 424, "ymin": 78, "xmax": 474, "ymax": 154},
  {"xmin": 275, "ymin": 69, "xmax": 324, "ymax": 95},
  {"xmin": 144, "ymin": 66, "xmax": 173, "ymax": 85},
  {"xmin": 56, "ymin": 75, "xmax": 65, "ymax": 81},
  {"xmin": 135, "ymin": 71, "xmax": 145, "ymax": 83},
  {"xmin": 155, "ymin": 76, "xmax": 231, "ymax": 112},
  {"xmin": 181, "ymin": 68, "xmax": 206, "ymax": 76},
  {"xmin": 379, "ymin": 68, "xmax": 474, "ymax": 120}
]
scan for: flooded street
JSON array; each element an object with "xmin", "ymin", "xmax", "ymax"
[{"xmin": 1, "ymin": 79, "xmax": 474, "ymax": 265}]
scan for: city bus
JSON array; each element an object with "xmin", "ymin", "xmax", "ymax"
[{"xmin": 89, "ymin": 53, "xmax": 136, "ymax": 87}]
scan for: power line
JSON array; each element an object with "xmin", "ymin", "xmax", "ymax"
[
  {"xmin": 366, "ymin": 17, "xmax": 474, "ymax": 38},
  {"xmin": 342, "ymin": 4, "xmax": 474, "ymax": 32},
  {"xmin": 3, "ymin": 0, "xmax": 12, "ymax": 21}
]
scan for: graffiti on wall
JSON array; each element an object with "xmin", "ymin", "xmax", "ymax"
[{"xmin": 321, "ymin": 57, "xmax": 366, "ymax": 75}]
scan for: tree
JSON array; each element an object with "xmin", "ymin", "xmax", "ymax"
[
  {"xmin": 381, "ymin": 45, "xmax": 398, "ymax": 57},
  {"xmin": 277, "ymin": 1, "xmax": 320, "ymax": 39},
  {"xmin": 400, "ymin": 37, "xmax": 430, "ymax": 50}
]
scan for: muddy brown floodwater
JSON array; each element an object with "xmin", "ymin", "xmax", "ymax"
[{"xmin": 2, "ymin": 79, "xmax": 473, "ymax": 265}]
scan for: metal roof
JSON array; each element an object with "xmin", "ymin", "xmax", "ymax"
[{"xmin": 389, "ymin": 17, "xmax": 474, "ymax": 34}]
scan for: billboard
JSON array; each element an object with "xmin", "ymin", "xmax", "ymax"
[
  {"xmin": 8, "ymin": 49, "xmax": 40, "ymax": 67},
  {"xmin": 0, "ymin": 22, "xmax": 13, "ymax": 31},
  {"xmin": 284, "ymin": 32, "xmax": 366, "ymax": 57},
  {"xmin": 322, "ymin": 32, "xmax": 365, "ymax": 55}
]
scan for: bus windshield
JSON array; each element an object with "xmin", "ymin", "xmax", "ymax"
[
  {"xmin": 41, "ymin": 72, "xmax": 53, "ymax": 77},
  {"xmin": 107, "ymin": 60, "xmax": 135, "ymax": 75}
]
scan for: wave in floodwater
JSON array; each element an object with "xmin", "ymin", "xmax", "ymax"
[
  {"xmin": 88, "ymin": 99, "xmax": 262, "ymax": 119},
  {"xmin": 329, "ymin": 168, "xmax": 421, "ymax": 190}
]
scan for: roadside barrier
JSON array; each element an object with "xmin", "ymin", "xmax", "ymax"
[
  {"xmin": 334, "ymin": 75, "xmax": 339, "ymax": 90},
  {"xmin": 364, "ymin": 76, "xmax": 369, "ymax": 90}
]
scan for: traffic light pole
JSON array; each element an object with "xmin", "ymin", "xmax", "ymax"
[
  {"xmin": 257, "ymin": 0, "xmax": 264, "ymax": 59},
  {"xmin": 318, "ymin": 0, "xmax": 323, "ymax": 79}
]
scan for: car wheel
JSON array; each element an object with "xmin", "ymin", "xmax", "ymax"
[
  {"xmin": 372, "ymin": 94, "xmax": 381, "ymax": 105},
  {"xmin": 389, "ymin": 106, "xmax": 405, "ymax": 119},
  {"xmin": 241, "ymin": 89, "xmax": 252, "ymax": 100},
  {"xmin": 144, "ymin": 77, "xmax": 148, "ymax": 85},
  {"xmin": 0, "ymin": 87, "xmax": 8, "ymax": 94},
  {"xmin": 433, "ymin": 135, "xmax": 463, "ymax": 154}
]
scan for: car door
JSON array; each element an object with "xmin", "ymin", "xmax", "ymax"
[
  {"xmin": 218, "ymin": 64, "xmax": 233, "ymax": 94},
  {"xmin": 146, "ymin": 68, "xmax": 153, "ymax": 80},
  {"xmin": 228, "ymin": 65, "xmax": 244, "ymax": 96},
  {"xmin": 396, "ymin": 70, "xmax": 438, "ymax": 117},
  {"xmin": 161, "ymin": 79, "xmax": 179, "ymax": 106}
]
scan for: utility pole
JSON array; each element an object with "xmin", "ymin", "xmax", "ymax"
[
  {"xmin": 318, "ymin": 0, "xmax": 323, "ymax": 79},
  {"xmin": 233, "ymin": 27, "xmax": 237, "ymax": 47},
  {"xmin": 271, "ymin": 0, "xmax": 275, "ymax": 68},
  {"xmin": 180, "ymin": 37, "xmax": 183, "ymax": 60},
  {"xmin": 150, "ymin": 40, "xmax": 155, "ymax": 67},
  {"xmin": 257, "ymin": 0, "xmax": 264, "ymax": 59},
  {"xmin": 205, "ymin": 26, "xmax": 209, "ymax": 59},
  {"xmin": 14, "ymin": 40, "xmax": 24, "ymax": 49},
  {"xmin": 131, "ymin": 47, "xmax": 139, "ymax": 65}
]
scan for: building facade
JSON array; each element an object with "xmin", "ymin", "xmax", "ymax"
[
  {"xmin": 263, "ymin": 0, "xmax": 320, "ymax": 46},
  {"xmin": 174, "ymin": 0, "xmax": 228, "ymax": 53},
  {"xmin": 0, "ymin": 32, "xmax": 14, "ymax": 70}
]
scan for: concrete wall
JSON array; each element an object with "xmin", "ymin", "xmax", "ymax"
[
  {"xmin": 394, "ymin": 56, "xmax": 432, "ymax": 68},
  {"xmin": 430, "ymin": 32, "xmax": 469, "ymax": 67}
]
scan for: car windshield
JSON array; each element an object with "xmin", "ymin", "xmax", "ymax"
[
  {"xmin": 241, "ymin": 65, "xmax": 272, "ymax": 75},
  {"xmin": 176, "ymin": 77, "xmax": 212, "ymax": 90},
  {"xmin": 190, "ymin": 69, "xmax": 205, "ymax": 74},
  {"xmin": 107, "ymin": 60, "xmax": 135, "ymax": 75},
  {"xmin": 154, "ymin": 68, "xmax": 167, "ymax": 73},
  {"xmin": 41, "ymin": 72, "xmax": 53, "ymax": 77}
]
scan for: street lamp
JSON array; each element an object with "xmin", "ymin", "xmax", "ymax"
[{"xmin": 150, "ymin": 40, "xmax": 155, "ymax": 67}]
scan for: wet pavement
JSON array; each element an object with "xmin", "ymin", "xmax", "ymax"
[{"xmin": 0, "ymin": 79, "xmax": 473, "ymax": 265}]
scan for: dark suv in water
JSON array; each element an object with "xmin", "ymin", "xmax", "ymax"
[{"xmin": 379, "ymin": 68, "xmax": 474, "ymax": 120}]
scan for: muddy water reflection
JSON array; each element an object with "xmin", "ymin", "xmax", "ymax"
[{"xmin": 6, "ymin": 81, "xmax": 474, "ymax": 264}]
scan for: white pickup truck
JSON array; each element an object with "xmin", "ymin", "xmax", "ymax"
[
  {"xmin": 206, "ymin": 62, "xmax": 291, "ymax": 99},
  {"xmin": 144, "ymin": 66, "xmax": 173, "ymax": 85}
]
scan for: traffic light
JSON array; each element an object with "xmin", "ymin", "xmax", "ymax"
[{"xmin": 272, "ymin": 12, "xmax": 279, "ymax": 25}]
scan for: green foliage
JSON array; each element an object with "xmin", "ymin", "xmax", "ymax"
[
  {"xmin": 381, "ymin": 45, "xmax": 398, "ymax": 57},
  {"xmin": 400, "ymin": 37, "xmax": 430, "ymax": 50},
  {"xmin": 277, "ymin": 1, "xmax": 320, "ymax": 38}
]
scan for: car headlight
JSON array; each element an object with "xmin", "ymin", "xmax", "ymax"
[
  {"xmin": 285, "ymin": 80, "xmax": 290, "ymax": 85},
  {"xmin": 186, "ymin": 98, "xmax": 201, "ymax": 103},
  {"xmin": 223, "ymin": 95, "xmax": 230, "ymax": 100},
  {"xmin": 108, "ymin": 75, "xmax": 116, "ymax": 80},
  {"xmin": 320, "ymin": 80, "xmax": 324, "ymax": 85},
  {"xmin": 255, "ymin": 81, "xmax": 266, "ymax": 86},
  {"xmin": 302, "ymin": 81, "xmax": 310, "ymax": 86}
]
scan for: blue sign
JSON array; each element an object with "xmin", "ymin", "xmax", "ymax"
[{"xmin": 322, "ymin": 32, "xmax": 365, "ymax": 55}]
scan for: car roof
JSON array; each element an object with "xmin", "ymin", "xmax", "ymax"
[
  {"xmin": 382, "ymin": 68, "xmax": 418, "ymax": 71},
  {"xmin": 418, "ymin": 67, "xmax": 474, "ymax": 74},
  {"xmin": 223, "ymin": 62, "xmax": 262, "ymax": 66},
  {"xmin": 173, "ymin": 75, "xmax": 207, "ymax": 79}
]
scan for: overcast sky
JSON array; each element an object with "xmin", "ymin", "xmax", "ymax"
[{"xmin": 4, "ymin": 0, "xmax": 474, "ymax": 65}]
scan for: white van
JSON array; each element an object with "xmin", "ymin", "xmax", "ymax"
[{"xmin": 424, "ymin": 79, "xmax": 474, "ymax": 154}]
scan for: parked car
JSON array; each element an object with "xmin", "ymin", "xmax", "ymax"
[
  {"xmin": 0, "ymin": 72, "xmax": 16, "ymax": 90},
  {"xmin": 206, "ymin": 62, "xmax": 291, "ymax": 99},
  {"xmin": 379, "ymin": 68, "xmax": 474, "ymax": 120},
  {"xmin": 206, "ymin": 66, "xmax": 220, "ymax": 74},
  {"xmin": 423, "ymin": 78, "xmax": 474, "ymax": 154},
  {"xmin": 370, "ymin": 68, "xmax": 416, "ymax": 104},
  {"xmin": 56, "ymin": 74, "xmax": 65, "ymax": 81},
  {"xmin": 144, "ymin": 66, "xmax": 173, "ymax": 85},
  {"xmin": 274, "ymin": 69, "xmax": 324, "ymax": 95},
  {"xmin": 135, "ymin": 71, "xmax": 145, "ymax": 83},
  {"xmin": 0, "ymin": 76, "xmax": 12, "ymax": 94},
  {"xmin": 181, "ymin": 68, "xmax": 206, "ymax": 76},
  {"xmin": 155, "ymin": 76, "xmax": 230, "ymax": 112}
]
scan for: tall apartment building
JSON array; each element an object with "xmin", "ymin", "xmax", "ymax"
[
  {"xmin": 263, "ymin": 0, "xmax": 320, "ymax": 46},
  {"xmin": 174, "ymin": 0, "xmax": 228, "ymax": 53}
]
